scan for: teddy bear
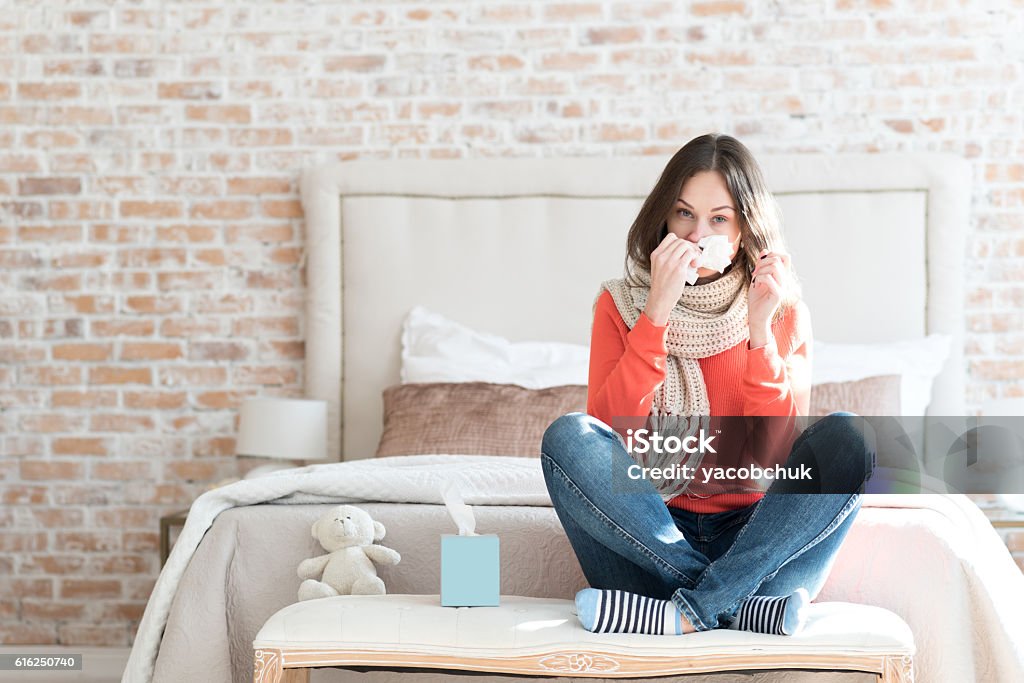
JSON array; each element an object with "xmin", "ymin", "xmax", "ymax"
[{"xmin": 297, "ymin": 504, "xmax": 401, "ymax": 601}]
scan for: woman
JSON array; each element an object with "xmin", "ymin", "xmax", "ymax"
[{"xmin": 540, "ymin": 134, "xmax": 874, "ymax": 637}]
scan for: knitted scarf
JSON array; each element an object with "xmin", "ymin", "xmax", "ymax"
[{"xmin": 597, "ymin": 261, "xmax": 750, "ymax": 417}]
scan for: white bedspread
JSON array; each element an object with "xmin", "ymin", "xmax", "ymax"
[{"xmin": 122, "ymin": 454, "xmax": 1024, "ymax": 683}]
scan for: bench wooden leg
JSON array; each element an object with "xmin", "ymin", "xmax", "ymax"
[
  {"xmin": 254, "ymin": 649, "xmax": 283, "ymax": 683},
  {"xmin": 282, "ymin": 668, "xmax": 310, "ymax": 683},
  {"xmin": 878, "ymin": 654, "xmax": 914, "ymax": 683},
  {"xmin": 255, "ymin": 649, "xmax": 310, "ymax": 683}
]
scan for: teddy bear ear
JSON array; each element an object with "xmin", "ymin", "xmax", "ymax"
[
  {"xmin": 373, "ymin": 520, "xmax": 386, "ymax": 542},
  {"xmin": 311, "ymin": 518, "xmax": 321, "ymax": 540}
]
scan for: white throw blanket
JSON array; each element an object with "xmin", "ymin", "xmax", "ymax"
[
  {"xmin": 124, "ymin": 455, "xmax": 546, "ymax": 682},
  {"xmin": 122, "ymin": 454, "xmax": 1024, "ymax": 683}
]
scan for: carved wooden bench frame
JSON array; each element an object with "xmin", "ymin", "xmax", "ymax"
[{"xmin": 253, "ymin": 646, "xmax": 914, "ymax": 682}]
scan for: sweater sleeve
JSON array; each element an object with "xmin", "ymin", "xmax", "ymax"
[
  {"xmin": 742, "ymin": 300, "xmax": 813, "ymax": 418},
  {"xmin": 586, "ymin": 290, "xmax": 668, "ymax": 427},
  {"xmin": 742, "ymin": 301, "xmax": 813, "ymax": 470}
]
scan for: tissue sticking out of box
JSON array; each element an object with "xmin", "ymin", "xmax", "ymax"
[
  {"xmin": 441, "ymin": 479, "xmax": 477, "ymax": 536},
  {"xmin": 685, "ymin": 234, "xmax": 734, "ymax": 285}
]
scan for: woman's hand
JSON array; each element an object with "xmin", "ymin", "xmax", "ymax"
[
  {"xmin": 644, "ymin": 234, "xmax": 703, "ymax": 326},
  {"xmin": 748, "ymin": 248, "xmax": 792, "ymax": 331}
]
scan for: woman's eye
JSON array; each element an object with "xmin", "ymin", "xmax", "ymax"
[
  {"xmin": 712, "ymin": 216, "xmax": 728, "ymax": 224},
  {"xmin": 678, "ymin": 209, "xmax": 692, "ymax": 218}
]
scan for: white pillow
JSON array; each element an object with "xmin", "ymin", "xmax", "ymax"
[
  {"xmin": 400, "ymin": 306, "xmax": 590, "ymax": 389},
  {"xmin": 811, "ymin": 334, "xmax": 952, "ymax": 416}
]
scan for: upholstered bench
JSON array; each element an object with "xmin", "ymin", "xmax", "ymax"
[{"xmin": 253, "ymin": 594, "xmax": 915, "ymax": 683}]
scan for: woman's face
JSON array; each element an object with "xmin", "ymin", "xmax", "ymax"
[{"xmin": 666, "ymin": 170, "xmax": 743, "ymax": 279}]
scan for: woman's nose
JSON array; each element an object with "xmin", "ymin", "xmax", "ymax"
[{"xmin": 690, "ymin": 219, "xmax": 714, "ymax": 241}]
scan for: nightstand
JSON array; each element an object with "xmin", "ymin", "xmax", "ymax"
[
  {"xmin": 159, "ymin": 509, "xmax": 189, "ymax": 566},
  {"xmin": 985, "ymin": 508, "xmax": 1024, "ymax": 573},
  {"xmin": 989, "ymin": 510, "xmax": 1024, "ymax": 530}
]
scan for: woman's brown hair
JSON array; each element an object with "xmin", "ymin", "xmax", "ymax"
[{"xmin": 624, "ymin": 133, "xmax": 801, "ymax": 326}]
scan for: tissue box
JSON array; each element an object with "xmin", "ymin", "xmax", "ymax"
[{"xmin": 440, "ymin": 534, "xmax": 500, "ymax": 607}]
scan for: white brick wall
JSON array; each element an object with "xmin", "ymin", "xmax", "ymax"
[{"xmin": 1, "ymin": 0, "xmax": 1022, "ymax": 646}]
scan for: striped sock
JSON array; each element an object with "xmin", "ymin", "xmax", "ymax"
[
  {"xmin": 728, "ymin": 588, "xmax": 810, "ymax": 635},
  {"xmin": 574, "ymin": 588, "xmax": 682, "ymax": 635}
]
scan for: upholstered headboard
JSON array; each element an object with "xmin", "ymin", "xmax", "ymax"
[{"xmin": 300, "ymin": 154, "xmax": 970, "ymax": 461}]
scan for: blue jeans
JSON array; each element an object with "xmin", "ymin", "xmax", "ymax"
[{"xmin": 540, "ymin": 412, "xmax": 873, "ymax": 632}]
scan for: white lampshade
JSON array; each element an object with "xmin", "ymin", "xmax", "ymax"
[
  {"xmin": 235, "ymin": 398, "xmax": 328, "ymax": 462},
  {"xmin": 980, "ymin": 398, "xmax": 1024, "ymax": 513},
  {"xmin": 981, "ymin": 398, "xmax": 1024, "ymax": 417}
]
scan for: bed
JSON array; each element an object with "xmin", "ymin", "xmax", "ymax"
[{"xmin": 123, "ymin": 153, "xmax": 1024, "ymax": 683}]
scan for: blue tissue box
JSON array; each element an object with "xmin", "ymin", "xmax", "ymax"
[{"xmin": 440, "ymin": 534, "xmax": 500, "ymax": 607}]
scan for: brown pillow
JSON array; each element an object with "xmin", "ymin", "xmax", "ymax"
[
  {"xmin": 376, "ymin": 382, "xmax": 588, "ymax": 457},
  {"xmin": 810, "ymin": 375, "xmax": 902, "ymax": 416}
]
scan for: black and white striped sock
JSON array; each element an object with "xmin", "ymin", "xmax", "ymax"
[
  {"xmin": 576, "ymin": 586, "xmax": 811, "ymax": 636},
  {"xmin": 575, "ymin": 588, "xmax": 681, "ymax": 635},
  {"xmin": 728, "ymin": 588, "xmax": 810, "ymax": 635}
]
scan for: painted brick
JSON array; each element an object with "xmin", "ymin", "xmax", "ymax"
[
  {"xmin": 19, "ymin": 177, "xmax": 82, "ymax": 195},
  {"xmin": 190, "ymin": 200, "xmax": 253, "ymax": 220},
  {"xmin": 18, "ymin": 82, "xmax": 82, "ymax": 100},
  {"xmin": 20, "ymin": 460, "xmax": 84, "ymax": 480},
  {"xmin": 89, "ymin": 367, "xmax": 152, "ymax": 385},
  {"xmin": 89, "ymin": 414, "xmax": 156, "ymax": 432},
  {"xmin": 184, "ymin": 104, "xmax": 251, "ymax": 123},
  {"xmin": 52, "ymin": 437, "xmax": 110, "ymax": 456},
  {"xmin": 119, "ymin": 343, "xmax": 183, "ymax": 361},
  {"xmin": 120, "ymin": 200, "xmax": 183, "ymax": 218},
  {"xmin": 226, "ymin": 177, "xmax": 291, "ymax": 195},
  {"xmin": 91, "ymin": 461, "xmax": 152, "ymax": 480},
  {"xmin": 51, "ymin": 390, "xmax": 118, "ymax": 408},
  {"xmin": 52, "ymin": 343, "xmax": 112, "ymax": 361},
  {"xmin": 60, "ymin": 579, "xmax": 121, "ymax": 599}
]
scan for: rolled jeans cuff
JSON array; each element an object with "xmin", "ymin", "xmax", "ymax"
[{"xmin": 670, "ymin": 590, "xmax": 713, "ymax": 632}]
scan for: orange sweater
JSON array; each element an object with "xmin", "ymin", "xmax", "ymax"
[{"xmin": 587, "ymin": 289, "xmax": 812, "ymax": 514}]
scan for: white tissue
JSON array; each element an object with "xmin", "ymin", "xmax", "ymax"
[
  {"xmin": 441, "ymin": 479, "xmax": 477, "ymax": 536},
  {"xmin": 684, "ymin": 234, "xmax": 734, "ymax": 285}
]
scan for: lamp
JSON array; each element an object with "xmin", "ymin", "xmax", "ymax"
[
  {"xmin": 980, "ymin": 398, "xmax": 1024, "ymax": 513},
  {"xmin": 235, "ymin": 397, "xmax": 329, "ymax": 478}
]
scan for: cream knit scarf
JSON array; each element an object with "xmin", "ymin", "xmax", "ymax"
[{"xmin": 597, "ymin": 261, "xmax": 750, "ymax": 417}]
